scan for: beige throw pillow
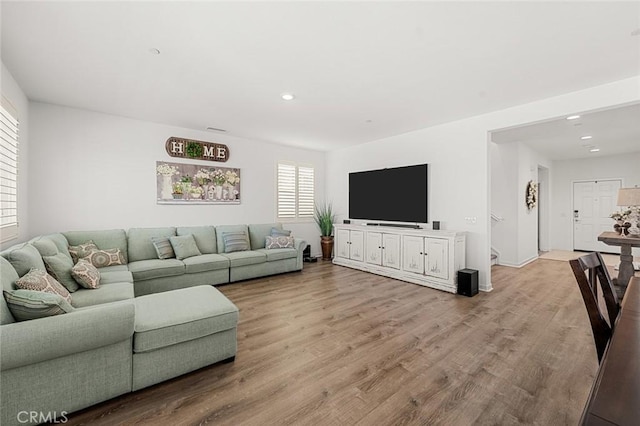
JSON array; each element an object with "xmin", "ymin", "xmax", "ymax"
[
  {"xmin": 15, "ymin": 268, "xmax": 72, "ymax": 304},
  {"xmin": 71, "ymin": 259, "xmax": 101, "ymax": 289}
]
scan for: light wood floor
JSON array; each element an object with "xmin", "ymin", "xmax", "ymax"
[{"xmin": 64, "ymin": 260, "xmax": 598, "ymax": 425}]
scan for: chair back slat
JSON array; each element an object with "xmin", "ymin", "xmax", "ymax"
[{"xmin": 570, "ymin": 252, "xmax": 621, "ymax": 362}]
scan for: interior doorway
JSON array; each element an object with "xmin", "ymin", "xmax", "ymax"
[{"xmin": 573, "ymin": 179, "xmax": 621, "ymax": 253}]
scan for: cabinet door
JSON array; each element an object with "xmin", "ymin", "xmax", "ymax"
[
  {"xmin": 336, "ymin": 229, "xmax": 351, "ymax": 259},
  {"xmin": 366, "ymin": 232, "xmax": 382, "ymax": 265},
  {"xmin": 350, "ymin": 230, "xmax": 364, "ymax": 261},
  {"xmin": 425, "ymin": 237, "xmax": 449, "ymax": 280},
  {"xmin": 382, "ymin": 233, "xmax": 400, "ymax": 269},
  {"xmin": 402, "ymin": 235, "xmax": 425, "ymax": 274}
]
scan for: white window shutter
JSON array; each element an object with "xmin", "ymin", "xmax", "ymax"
[
  {"xmin": 297, "ymin": 166, "xmax": 315, "ymax": 218},
  {"xmin": 277, "ymin": 163, "xmax": 297, "ymax": 219},
  {"xmin": 0, "ymin": 103, "xmax": 18, "ymax": 242}
]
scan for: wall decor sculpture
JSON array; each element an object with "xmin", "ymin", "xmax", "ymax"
[{"xmin": 156, "ymin": 161, "xmax": 240, "ymax": 205}]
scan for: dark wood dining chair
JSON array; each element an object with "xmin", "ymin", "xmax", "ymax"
[{"xmin": 569, "ymin": 252, "xmax": 621, "ymax": 362}]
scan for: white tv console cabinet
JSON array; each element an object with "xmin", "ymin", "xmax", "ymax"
[{"xmin": 332, "ymin": 224, "xmax": 466, "ymax": 293}]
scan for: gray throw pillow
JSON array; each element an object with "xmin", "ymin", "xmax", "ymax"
[
  {"xmin": 42, "ymin": 253, "xmax": 80, "ymax": 293},
  {"xmin": 3, "ymin": 289, "xmax": 75, "ymax": 322},
  {"xmin": 223, "ymin": 231, "xmax": 250, "ymax": 253},
  {"xmin": 169, "ymin": 234, "xmax": 202, "ymax": 260},
  {"xmin": 151, "ymin": 236, "xmax": 176, "ymax": 259},
  {"xmin": 271, "ymin": 227, "xmax": 292, "ymax": 237}
]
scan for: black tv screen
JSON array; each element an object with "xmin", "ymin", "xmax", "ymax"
[{"xmin": 349, "ymin": 164, "xmax": 428, "ymax": 223}]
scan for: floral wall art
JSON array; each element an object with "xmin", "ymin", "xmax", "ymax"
[{"xmin": 156, "ymin": 161, "xmax": 240, "ymax": 204}]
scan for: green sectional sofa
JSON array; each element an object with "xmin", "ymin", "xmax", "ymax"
[{"xmin": 0, "ymin": 223, "xmax": 305, "ymax": 425}]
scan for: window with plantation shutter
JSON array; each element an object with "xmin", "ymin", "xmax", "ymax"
[
  {"xmin": 277, "ymin": 162, "xmax": 315, "ymax": 220},
  {"xmin": 0, "ymin": 101, "xmax": 19, "ymax": 243}
]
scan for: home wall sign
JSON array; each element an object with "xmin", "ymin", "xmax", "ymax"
[{"xmin": 165, "ymin": 137, "xmax": 229, "ymax": 162}]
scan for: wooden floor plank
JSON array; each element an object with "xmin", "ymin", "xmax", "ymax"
[{"xmin": 61, "ymin": 258, "xmax": 598, "ymax": 425}]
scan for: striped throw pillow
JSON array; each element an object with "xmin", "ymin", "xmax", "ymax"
[
  {"xmin": 223, "ymin": 231, "xmax": 250, "ymax": 253},
  {"xmin": 4, "ymin": 289, "xmax": 75, "ymax": 322},
  {"xmin": 270, "ymin": 227, "xmax": 292, "ymax": 237},
  {"xmin": 151, "ymin": 236, "xmax": 175, "ymax": 259}
]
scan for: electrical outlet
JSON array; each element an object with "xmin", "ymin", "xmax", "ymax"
[{"xmin": 464, "ymin": 216, "xmax": 477, "ymax": 224}]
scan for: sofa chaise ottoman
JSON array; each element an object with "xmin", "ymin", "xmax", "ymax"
[{"xmin": 132, "ymin": 285, "xmax": 238, "ymax": 391}]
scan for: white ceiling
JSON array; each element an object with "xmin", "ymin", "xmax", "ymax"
[
  {"xmin": 491, "ymin": 102, "xmax": 640, "ymax": 160},
  {"xmin": 1, "ymin": 1, "xmax": 639, "ymax": 152}
]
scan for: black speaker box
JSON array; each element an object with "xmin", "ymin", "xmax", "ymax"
[
  {"xmin": 432, "ymin": 221, "xmax": 440, "ymax": 230},
  {"xmin": 457, "ymin": 269, "xmax": 478, "ymax": 297},
  {"xmin": 303, "ymin": 244, "xmax": 311, "ymax": 260},
  {"xmin": 343, "ymin": 219, "xmax": 351, "ymax": 224}
]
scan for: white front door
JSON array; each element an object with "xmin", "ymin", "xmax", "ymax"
[{"xmin": 573, "ymin": 180, "xmax": 621, "ymax": 253}]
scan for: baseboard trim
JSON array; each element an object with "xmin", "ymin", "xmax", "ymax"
[{"xmin": 498, "ymin": 255, "xmax": 539, "ymax": 269}]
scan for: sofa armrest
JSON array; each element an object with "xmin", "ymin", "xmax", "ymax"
[
  {"xmin": 294, "ymin": 239, "xmax": 307, "ymax": 270},
  {"xmin": 1, "ymin": 300, "xmax": 135, "ymax": 371}
]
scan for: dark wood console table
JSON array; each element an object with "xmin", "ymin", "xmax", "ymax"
[
  {"xmin": 580, "ymin": 276, "xmax": 640, "ymax": 425},
  {"xmin": 597, "ymin": 232, "xmax": 640, "ymax": 294}
]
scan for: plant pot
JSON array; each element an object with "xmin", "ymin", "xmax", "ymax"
[{"xmin": 320, "ymin": 236, "xmax": 334, "ymax": 260}]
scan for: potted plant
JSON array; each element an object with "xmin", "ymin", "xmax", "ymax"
[
  {"xmin": 314, "ymin": 201, "xmax": 337, "ymax": 260},
  {"xmin": 172, "ymin": 183, "xmax": 183, "ymax": 199}
]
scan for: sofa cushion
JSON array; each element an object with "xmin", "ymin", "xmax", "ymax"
[
  {"xmin": 220, "ymin": 250, "xmax": 267, "ymax": 267},
  {"xmin": 182, "ymin": 254, "xmax": 230, "ymax": 274},
  {"xmin": 248, "ymin": 223, "xmax": 283, "ymax": 250},
  {"xmin": 216, "ymin": 225, "xmax": 248, "ymax": 253},
  {"xmin": 265, "ymin": 235, "xmax": 295, "ymax": 250},
  {"xmin": 99, "ymin": 269, "xmax": 134, "ymax": 284},
  {"xmin": 31, "ymin": 238, "xmax": 58, "ymax": 257},
  {"xmin": 0, "ymin": 257, "xmax": 18, "ymax": 324},
  {"xmin": 133, "ymin": 285, "xmax": 239, "ymax": 353},
  {"xmin": 82, "ymin": 248, "xmax": 126, "ymax": 268},
  {"xmin": 64, "ymin": 229, "xmax": 129, "ymax": 263},
  {"xmin": 128, "ymin": 259, "xmax": 185, "ymax": 281},
  {"xmin": 15, "ymin": 268, "xmax": 72, "ymax": 303},
  {"xmin": 70, "ymin": 282, "xmax": 134, "ymax": 308},
  {"xmin": 30, "ymin": 234, "xmax": 73, "ymax": 263},
  {"xmin": 2, "ymin": 243, "xmax": 46, "ymax": 277},
  {"xmin": 151, "ymin": 236, "xmax": 175, "ymax": 259},
  {"xmin": 68, "ymin": 240, "xmax": 99, "ymax": 263},
  {"xmin": 222, "ymin": 231, "xmax": 250, "ymax": 253},
  {"xmin": 71, "ymin": 259, "xmax": 101, "ymax": 289},
  {"xmin": 127, "ymin": 227, "xmax": 176, "ymax": 262},
  {"xmin": 170, "ymin": 234, "xmax": 202, "ymax": 260},
  {"xmin": 177, "ymin": 226, "xmax": 217, "ymax": 254},
  {"xmin": 256, "ymin": 247, "xmax": 298, "ymax": 262},
  {"xmin": 42, "ymin": 252, "xmax": 80, "ymax": 292},
  {"xmin": 3, "ymin": 289, "xmax": 75, "ymax": 322}
]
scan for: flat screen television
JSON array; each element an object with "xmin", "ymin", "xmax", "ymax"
[{"xmin": 349, "ymin": 164, "xmax": 428, "ymax": 223}]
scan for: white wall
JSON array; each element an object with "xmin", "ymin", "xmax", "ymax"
[
  {"xmin": 1, "ymin": 62, "xmax": 29, "ymax": 249},
  {"xmin": 327, "ymin": 76, "xmax": 640, "ymax": 291},
  {"xmin": 490, "ymin": 142, "xmax": 519, "ymax": 265},
  {"xmin": 490, "ymin": 141, "xmax": 550, "ymax": 267},
  {"xmin": 551, "ymin": 151, "xmax": 640, "ymax": 252},
  {"xmin": 28, "ymin": 103, "xmax": 326, "ymax": 255},
  {"xmin": 517, "ymin": 143, "xmax": 551, "ymax": 265}
]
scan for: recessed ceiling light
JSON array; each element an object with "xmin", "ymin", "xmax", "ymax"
[
  {"xmin": 281, "ymin": 93, "xmax": 295, "ymax": 101},
  {"xmin": 590, "ymin": 148, "xmax": 600, "ymax": 153},
  {"xmin": 566, "ymin": 115, "xmax": 581, "ymax": 120},
  {"xmin": 581, "ymin": 136, "xmax": 593, "ymax": 140},
  {"xmin": 148, "ymin": 48, "xmax": 161, "ymax": 55},
  {"xmin": 631, "ymin": 28, "xmax": 640, "ymax": 36},
  {"xmin": 365, "ymin": 119, "xmax": 372, "ymax": 123}
]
